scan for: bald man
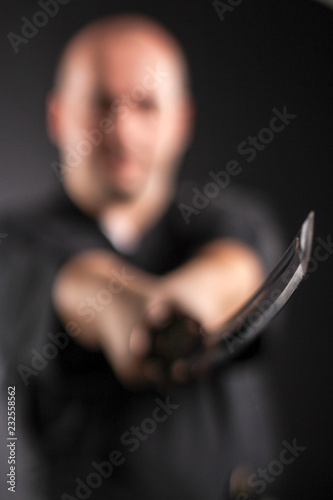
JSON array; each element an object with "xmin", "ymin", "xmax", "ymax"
[
  {"xmin": 48, "ymin": 16, "xmax": 265, "ymax": 385},
  {"xmin": 0, "ymin": 15, "xmax": 282, "ymax": 500}
]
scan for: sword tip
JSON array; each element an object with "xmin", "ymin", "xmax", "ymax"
[{"xmin": 299, "ymin": 211, "xmax": 315, "ymax": 274}]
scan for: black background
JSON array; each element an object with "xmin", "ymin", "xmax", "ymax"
[{"xmin": 1, "ymin": 0, "xmax": 332, "ymax": 497}]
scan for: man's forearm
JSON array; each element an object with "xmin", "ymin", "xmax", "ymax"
[
  {"xmin": 52, "ymin": 249, "xmax": 156, "ymax": 347},
  {"xmin": 161, "ymin": 239, "xmax": 265, "ymax": 331}
]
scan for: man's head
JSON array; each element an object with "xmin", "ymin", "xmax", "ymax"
[{"xmin": 47, "ymin": 15, "xmax": 194, "ymax": 214}]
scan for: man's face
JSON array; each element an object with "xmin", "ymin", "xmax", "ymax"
[{"xmin": 49, "ymin": 31, "xmax": 192, "ymax": 204}]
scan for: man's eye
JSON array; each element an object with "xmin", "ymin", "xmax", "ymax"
[
  {"xmin": 93, "ymin": 95, "xmax": 112, "ymax": 112},
  {"xmin": 138, "ymin": 99, "xmax": 156, "ymax": 111}
]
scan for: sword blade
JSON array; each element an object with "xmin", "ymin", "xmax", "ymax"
[{"xmin": 191, "ymin": 211, "xmax": 315, "ymax": 373}]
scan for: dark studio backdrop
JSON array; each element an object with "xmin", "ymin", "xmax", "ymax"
[{"xmin": 0, "ymin": 0, "xmax": 332, "ymax": 498}]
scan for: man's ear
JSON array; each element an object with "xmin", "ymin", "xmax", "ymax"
[{"xmin": 46, "ymin": 91, "xmax": 61, "ymax": 146}]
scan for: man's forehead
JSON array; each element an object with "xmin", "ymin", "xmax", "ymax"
[
  {"xmin": 55, "ymin": 19, "xmax": 188, "ymax": 98},
  {"xmin": 95, "ymin": 34, "xmax": 174, "ymax": 93}
]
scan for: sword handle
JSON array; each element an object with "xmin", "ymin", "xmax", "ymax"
[{"xmin": 149, "ymin": 311, "xmax": 204, "ymax": 372}]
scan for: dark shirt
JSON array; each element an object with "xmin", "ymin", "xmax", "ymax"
[{"xmin": 0, "ymin": 183, "xmax": 283, "ymax": 500}]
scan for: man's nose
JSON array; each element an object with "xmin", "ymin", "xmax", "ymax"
[{"xmin": 105, "ymin": 104, "xmax": 139, "ymax": 148}]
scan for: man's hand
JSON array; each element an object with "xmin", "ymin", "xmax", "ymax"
[
  {"xmin": 52, "ymin": 250, "xmax": 164, "ymax": 387},
  {"xmin": 160, "ymin": 239, "xmax": 265, "ymax": 332}
]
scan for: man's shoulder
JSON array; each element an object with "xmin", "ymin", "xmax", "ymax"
[
  {"xmin": 172, "ymin": 180, "xmax": 285, "ymax": 271},
  {"xmin": 0, "ymin": 186, "xmax": 109, "ymax": 259},
  {"xmin": 0, "ymin": 188, "xmax": 68, "ymax": 245},
  {"xmin": 174, "ymin": 180, "xmax": 270, "ymax": 220}
]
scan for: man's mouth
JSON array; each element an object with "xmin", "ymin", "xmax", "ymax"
[{"xmin": 100, "ymin": 151, "xmax": 145, "ymax": 182}]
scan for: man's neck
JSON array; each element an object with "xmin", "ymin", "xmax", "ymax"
[
  {"xmin": 98, "ymin": 178, "xmax": 176, "ymax": 251},
  {"xmin": 63, "ymin": 167, "xmax": 177, "ymax": 250}
]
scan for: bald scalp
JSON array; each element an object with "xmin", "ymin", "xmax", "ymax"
[{"xmin": 53, "ymin": 14, "xmax": 191, "ymax": 97}]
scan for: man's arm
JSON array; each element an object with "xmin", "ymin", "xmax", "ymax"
[
  {"xmin": 160, "ymin": 238, "xmax": 264, "ymax": 332},
  {"xmin": 52, "ymin": 240, "xmax": 264, "ymax": 384}
]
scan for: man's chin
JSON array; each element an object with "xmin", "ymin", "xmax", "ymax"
[
  {"xmin": 95, "ymin": 160, "xmax": 150, "ymax": 201},
  {"xmin": 100, "ymin": 177, "xmax": 146, "ymax": 203}
]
